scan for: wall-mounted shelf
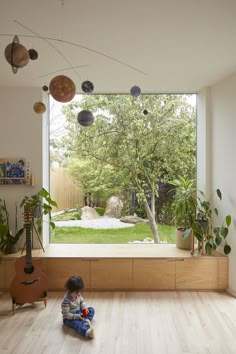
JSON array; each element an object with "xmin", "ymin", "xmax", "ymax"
[
  {"xmin": 0, "ymin": 176, "xmax": 35, "ymax": 186},
  {"xmin": 0, "ymin": 158, "xmax": 34, "ymax": 187}
]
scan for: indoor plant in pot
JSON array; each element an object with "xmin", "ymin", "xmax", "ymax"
[
  {"xmin": 0, "ymin": 199, "xmax": 24, "ymax": 254},
  {"xmin": 20, "ymin": 187, "xmax": 57, "ymax": 236},
  {"xmin": 193, "ymin": 189, "xmax": 231, "ymax": 256},
  {"xmin": 170, "ymin": 176, "xmax": 197, "ymax": 250}
]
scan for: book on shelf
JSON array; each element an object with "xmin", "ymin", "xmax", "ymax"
[
  {"xmin": 5, "ymin": 159, "xmax": 25, "ymax": 184},
  {"xmin": 0, "ymin": 158, "xmax": 32, "ymax": 185}
]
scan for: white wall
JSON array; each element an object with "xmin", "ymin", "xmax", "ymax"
[
  {"xmin": 197, "ymin": 88, "xmax": 212, "ymax": 196},
  {"xmin": 0, "ymin": 86, "xmax": 48, "ymax": 248},
  {"xmin": 198, "ymin": 75, "xmax": 236, "ymax": 294}
]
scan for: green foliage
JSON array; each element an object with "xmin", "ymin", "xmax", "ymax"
[
  {"xmin": 67, "ymin": 158, "xmax": 129, "ymax": 204},
  {"xmin": 170, "ymin": 176, "xmax": 197, "ymax": 239},
  {"xmin": 54, "ymin": 94, "xmax": 196, "ymax": 242},
  {"xmin": 193, "ymin": 189, "xmax": 232, "ymax": 256},
  {"xmin": 20, "ymin": 188, "xmax": 58, "ymax": 235},
  {"xmin": 0, "ymin": 227, "xmax": 24, "ymax": 254},
  {"xmin": 0, "ymin": 198, "xmax": 6, "ymax": 224},
  {"xmin": 61, "ymin": 94, "xmax": 196, "ymax": 189},
  {"xmin": 95, "ymin": 207, "xmax": 105, "ymax": 216},
  {"xmin": 0, "ymin": 199, "xmax": 24, "ymax": 254},
  {"xmin": 157, "ymin": 200, "xmax": 176, "ymax": 225}
]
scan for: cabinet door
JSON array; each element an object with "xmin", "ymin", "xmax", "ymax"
[
  {"xmin": 44, "ymin": 258, "xmax": 90, "ymax": 290},
  {"xmin": 91, "ymin": 259, "xmax": 132, "ymax": 290},
  {"xmin": 176, "ymin": 258, "xmax": 218, "ymax": 289},
  {"xmin": 133, "ymin": 259, "xmax": 175, "ymax": 289},
  {"xmin": 218, "ymin": 258, "xmax": 228, "ymax": 289}
]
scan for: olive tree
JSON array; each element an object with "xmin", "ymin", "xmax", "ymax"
[{"xmin": 60, "ymin": 94, "xmax": 196, "ymax": 243}]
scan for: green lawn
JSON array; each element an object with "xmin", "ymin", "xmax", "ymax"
[{"xmin": 51, "ymin": 223, "xmax": 176, "ymax": 244}]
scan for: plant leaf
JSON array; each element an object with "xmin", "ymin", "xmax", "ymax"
[
  {"xmin": 50, "ymin": 221, "xmax": 56, "ymax": 230},
  {"xmin": 216, "ymin": 189, "xmax": 222, "ymax": 200},
  {"xmin": 183, "ymin": 228, "xmax": 192, "ymax": 240},
  {"xmin": 221, "ymin": 227, "xmax": 228, "ymax": 239},
  {"xmin": 224, "ymin": 244, "xmax": 231, "ymax": 255},
  {"xmin": 213, "ymin": 227, "xmax": 220, "ymax": 238},
  {"xmin": 215, "ymin": 236, "xmax": 222, "ymax": 246},
  {"xmin": 205, "ymin": 242, "xmax": 213, "ymax": 255},
  {"xmin": 226, "ymin": 215, "xmax": 231, "ymax": 227}
]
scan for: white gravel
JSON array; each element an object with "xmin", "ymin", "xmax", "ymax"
[{"xmin": 54, "ymin": 217, "xmax": 135, "ymax": 229}]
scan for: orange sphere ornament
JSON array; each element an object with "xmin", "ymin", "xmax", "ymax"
[
  {"xmin": 33, "ymin": 102, "xmax": 46, "ymax": 114},
  {"xmin": 49, "ymin": 75, "xmax": 76, "ymax": 103}
]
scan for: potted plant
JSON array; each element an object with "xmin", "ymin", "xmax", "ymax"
[
  {"xmin": 0, "ymin": 199, "xmax": 24, "ymax": 254},
  {"xmin": 170, "ymin": 176, "xmax": 197, "ymax": 250},
  {"xmin": 193, "ymin": 189, "xmax": 231, "ymax": 256},
  {"xmin": 20, "ymin": 187, "xmax": 58, "ymax": 236}
]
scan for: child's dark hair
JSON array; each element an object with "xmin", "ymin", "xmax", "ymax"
[{"xmin": 65, "ymin": 275, "xmax": 84, "ymax": 292}]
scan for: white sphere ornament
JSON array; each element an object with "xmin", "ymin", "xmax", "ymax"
[
  {"xmin": 130, "ymin": 85, "xmax": 141, "ymax": 97},
  {"xmin": 77, "ymin": 110, "xmax": 94, "ymax": 127}
]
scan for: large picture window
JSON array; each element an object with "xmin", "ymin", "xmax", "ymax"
[{"xmin": 50, "ymin": 94, "xmax": 196, "ymax": 245}]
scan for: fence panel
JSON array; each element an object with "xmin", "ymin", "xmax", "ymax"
[{"xmin": 50, "ymin": 166, "xmax": 84, "ymax": 211}]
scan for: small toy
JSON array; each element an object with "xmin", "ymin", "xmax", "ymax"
[{"xmin": 82, "ymin": 308, "xmax": 89, "ymax": 318}]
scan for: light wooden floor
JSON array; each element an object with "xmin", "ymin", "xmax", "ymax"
[{"xmin": 0, "ymin": 291, "xmax": 236, "ymax": 354}]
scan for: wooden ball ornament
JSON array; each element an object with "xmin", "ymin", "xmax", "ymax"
[
  {"xmin": 4, "ymin": 36, "xmax": 29, "ymax": 73},
  {"xmin": 77, "ymin": 110, "xmax": 94, "ymax": 127},
  {"xmin": 49, "ymin": 75, "xmax": 76, "ymax": 103},
  {"xmin": 28, "ymin": 49, "xmax": 38, "ymax": 60},
  {"xmin": 42, "ymin": 85, "xmax": 49, "ymax": 92},
  {"xmin": 33, "ymin": 102, "xmax": 46, "ymax": 114}
]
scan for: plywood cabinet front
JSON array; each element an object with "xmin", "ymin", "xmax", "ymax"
[
  {"xmin": 90, "ymin": 259, "xmax": 132, "ymax": 290},
  {"xmin": 218, "ymin": 258, "xmax": 228, "ymax": 289},
  {"xmin": 44, "ymin": 258, "xmax": 90, "ymax": 290},
  {"xmin": 175, "ymin": 258, "xmax": 218, "ymax": 289},
  {"xmin": 133, "ymin": 259, "xmax": 175, "ymax": 289}
]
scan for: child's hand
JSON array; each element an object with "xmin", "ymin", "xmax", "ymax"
[{"xmin": 82, "ymin": 308, "xmax": 89, "ymax": 317}]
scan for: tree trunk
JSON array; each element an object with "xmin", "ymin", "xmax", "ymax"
[{"xmin": 143, "ymin": 198, "xmax": 160, "ymax": 244}]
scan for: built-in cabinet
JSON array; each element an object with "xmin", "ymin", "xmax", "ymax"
[
  {"xmin": 0, "ymin": 256, "xmax": 228, "ymax": 291},
  {"xmin": 42, "ymin": 258, "xmax": 91, "ymax": 290},
  {"xmin": 90, "ymin": 259, "xmax": 132, "ymax": 289},
  {"xmin": 133, "ymin": 259, "xmax": 175, "ymax": 289},
  {"xmin": 175, "ymin": 258, "xmax": 218, "ymax": 289}
]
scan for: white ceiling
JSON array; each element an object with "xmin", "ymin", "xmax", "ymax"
[{"xmin": 1, "ymin": 0, "xmax": 236, "ymax": 94}]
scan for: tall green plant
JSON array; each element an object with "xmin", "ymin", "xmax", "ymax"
[
  {"xmin": 193, "ymin": 189, "xmax": 231, "ymax": 256},
  {"xmin": 20, "ymin": 188, "xmax": 58, "ymax": 235},
  {"xmin": 170, "ymin": 176, "xmax": 197, "ymax": 239},
  {"xmin": 0, "ymin": 200, "xmax": 24, "ymax": 254}
]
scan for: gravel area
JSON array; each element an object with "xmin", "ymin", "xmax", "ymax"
[{"xmin": 54, "ymin": 217, "xmax": 135, "ymax": 229}]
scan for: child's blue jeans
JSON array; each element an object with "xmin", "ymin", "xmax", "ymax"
[{"xmin": 63, "ymin": 307, "xmax": 95, "ymax": 337}]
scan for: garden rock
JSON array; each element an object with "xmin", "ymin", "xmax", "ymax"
[
  {"xmin": 81, "ymin": 206, "xmax": 100, "ymax": 220},
  {"xmin": 120, "ymin": 215, "xmax": 149, "ymax": 224},
  {"xmin": 104, "ymin": 196, "xmax": 123, "ymax": 218}
]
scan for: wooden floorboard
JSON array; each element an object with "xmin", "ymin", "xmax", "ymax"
[{"xmin": 0, "ymin": 291, "xmax": 236, "ymax": 354}]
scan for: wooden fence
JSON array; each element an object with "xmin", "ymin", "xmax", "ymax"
[{"xmin": 50, "ymin": 166, "xmax": 84, "ymax": 211}]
